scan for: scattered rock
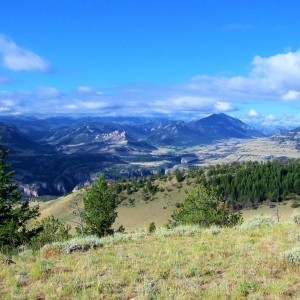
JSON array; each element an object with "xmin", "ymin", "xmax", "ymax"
[
  {"xmin": 15, "ymin": 274, "xmax": 29, "ymax": 281},
  {"xmin": 145, "ymin": 280, "xmax": 157, "ymax": 291},
  {"xmin": 65, "ymin": 244, "xmax": 99, "ymax": 254},
  {"xmin": 2, "ymin": 258, "xmax": 16, "ymax": 265},
  {"xmin": 65, "ymin": 244, "xmax": 90, "ymax": 254}
]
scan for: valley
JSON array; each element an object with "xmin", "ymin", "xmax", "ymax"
[{"xmin": 1, "ymin": 113, "xmax": 299, "ymax": 197}]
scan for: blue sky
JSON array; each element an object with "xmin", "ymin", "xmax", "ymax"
[{"xmin": 1, "ymin": 0, "xmax": 300, "ymax": 127}]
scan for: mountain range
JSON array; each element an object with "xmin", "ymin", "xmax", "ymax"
[{"xmin": 0, "ymin": 113, "xmax": 298, "ymax": 197}]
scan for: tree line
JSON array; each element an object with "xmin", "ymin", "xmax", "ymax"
[{"xmin": 198, "ymin": 160, "xmax": 300, "ymax": 208}]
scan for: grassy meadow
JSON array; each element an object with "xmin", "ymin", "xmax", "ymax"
[
  {"xmin": 9, "ymin": 168, "xmax": 300, "ymax": 299},
  {"xmin": 1, "ymin": 221, "xmax": 300, "ymax": 299}
]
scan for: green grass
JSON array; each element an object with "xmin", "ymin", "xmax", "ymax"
[{"xmin": 1, "ymin": 222, "xmax": 300, "ymax": 299}]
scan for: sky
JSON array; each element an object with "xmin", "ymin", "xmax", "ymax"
[{"xmin": 1, "ymin": 0, "xmax": 300, "ymax": 127}]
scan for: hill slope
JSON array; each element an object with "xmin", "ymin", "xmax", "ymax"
[
  {"xmin": 1, "ymin": 221, "xmax": 299, "ymax": 299},
  {"xmin": 33, "ymin": 171, "xmax": 300, "ymax": 232}
]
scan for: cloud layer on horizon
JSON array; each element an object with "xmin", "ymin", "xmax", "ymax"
[{"xmin": 1, "ymin": 47, "xmax": 300, "ymax": 127}]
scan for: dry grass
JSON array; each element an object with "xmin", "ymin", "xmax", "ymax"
[
  {"xmin": 1, "ymin": 222, "xmax": 300, "ymax": 299},
  {"xmin": 31, "ymin": 177, "xmax": 300, "ymax": 233},
  {"xmin": 31, "ymin": 177, "xmax": 195, "ymax": 232},
  {"xmin": 242, "ymin": 200, "xmax": 297, "ymax": 222}
]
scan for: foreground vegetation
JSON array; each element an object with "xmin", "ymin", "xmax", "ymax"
[
  {"xmin": 1, "ymin": 220, "xmax": 300, "ymax": 299},
  {"xmin": 1, "ymin": 142, "xmax": 300, "ymax": 299}
]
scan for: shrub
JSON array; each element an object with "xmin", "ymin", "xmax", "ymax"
[
  {"xmin": 155, "ymin": 225, "xmax": 201, "ymax": 237},
  {"xmin": 31, "ymin": 216, "xmax": 71, "ymax": 249},
  {"xmin": 239, "ymin": 281, "xmax": 260, "ymax": 297},
  {"xmin": 67, "ymin": 236, "xmax": 103, "ymax": 248},
  {"xmin": 148, "ymin": 222, "xmax": 156, "ymax": 233},
  {"xmin": 174, "ymin": 169, "xmax": 184, "ymax": 182},
  {"xmin": 18, "ymin": 249, "xmax": 33, "ymax": 257},
  {"xmin": 291, "ymin": 200, "xmax": 300, "ymax": 208},
  {"xmin": 41, "ymin": 235, "xmax": 103, "ymax": 257},
  {"xmin": 100, "ymin": 232, "xmax": 132, "ymax": 245},
  {"xmin": 206, "ymin": 226, "xmax": 222, "ymax": 235},
  {"xmin": 40, "ymin": 242, "xmax": 64, "ymax": 258},
  {"xmin": 292, "ymin": 212, "xmax": 300, "ymax": 225},
  {"xmin": 284, "ymin": 247, "xmax": 300, "ymax": 266},
  {"xmin": 116, "ymin": 225, "xmax": 126, "ymax": 233},
  {"xmin": 129, "ymin": 231, "xmax": 149, "ymax": 241},
  {"xmin": 240, "ymin": 215, "xmax": 275, "ymax": 230}
]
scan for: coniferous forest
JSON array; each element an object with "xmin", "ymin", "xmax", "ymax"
[{"xmin": 196, "ymin": 160, "xmax": 300, "ymax": 208}]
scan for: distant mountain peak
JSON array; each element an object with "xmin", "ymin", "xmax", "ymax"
[{"xmin": 188, "ymin": 113, "xmax": 264, "ymax": 139}]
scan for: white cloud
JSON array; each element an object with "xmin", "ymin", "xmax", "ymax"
[
  {"xmin": 215, "ymin": 101, "xmax": 233, "ymax": 112},
  {"xmin": 282, "ymin": 90, "xmax": 300, "ymax": 101},
  {"xmin": 251, "ymin": 50, "xmax": 300, "ymax": 85},
  {"xmin": 247, "ymin": 109, "xmax": 260, "ymax": 117},
  {"xmin": 0, "ymin": 34, "xmax": 50, "ymax": 72},
  {"xmin": 153, "ymin": 96, "xmax": 236, "ymax": 115},
  {"xmin": 264, "ymin": 114, "xmax": 277, "ymax": 121},
  {"xmin": 2, "ymin": 49, "xmax": 300, "ymax": 121},
  {"xmin": 0, "ymin": 98, "xmax": 15, "ymax": 113},
  {"xmin": 64, "ymin": 104, "xmax": 78, "ymax": 110},
  {"xmin": 1, "ymin": 99, "xmax": 14, "ymax": 107},
  {"xmin": 81, "ymin": 101, "xmax": 109, "ymax": 109},
  {"xmin": 171, "ymin": 96, "xmax": 214, "ymax": 108},
  {"xmin": 77, "ymin": 86, "xmax": 95, "ymax": 93},
  {"xmin": 182, "ymin": 49, "xmax": 300, "ymax": 104},
  {"xmin": 0, "ymin": 107, "xmax": 9, "ymax": 112}
]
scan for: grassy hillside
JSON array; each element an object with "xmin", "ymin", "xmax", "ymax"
[
  {"xmin": 32, "ymin": 176, "xmax": 194, "ymax": 232},
  {"xmin": 32, "ymin": 174, "xmax": 300, "ymax": 233},
  {"xmin": 1, "ymin": 221, "xmax": 300, "ymax": 299}
]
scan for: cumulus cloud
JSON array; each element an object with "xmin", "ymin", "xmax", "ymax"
[
  {"xmin": 282, "ymin": 90, "xmax": 300, "ymax": 101},
  {"xmin": 0, "ymin": 34, "xmax": 50, "ymax": 72},
  {"xmin": 179, "ymin": 49, "xmax": 300, "ymax": 107},
  {"xmin": 251, "ymin": 50, "xmax": 300, "ymax": 85},
  {"xmin": 2, "ymin": 49, "xmax": 300, "ymax": 121},
  {"xmin": 215, "ymin": 101, "xmax": 234, "ymax": 112},
  {"xmin": 247, "ymin": 109, "xmax": 260, "ymax": 118}
]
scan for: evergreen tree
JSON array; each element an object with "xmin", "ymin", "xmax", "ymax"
[
  {"xmin": 0, "ymin": 143, "xmax": 40, "ymax": 247},
  {"xmin": 171, "ymin": 185, "xmax": 242, "ymax": 227},
  {"xmin": 174, "ymin": 169, "xmax": 184, "ymax": 182},
  {"xmin": 82, "ymin": 174, "xmax": 117, "ymax": 237}
]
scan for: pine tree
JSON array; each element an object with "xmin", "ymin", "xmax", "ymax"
[
  {"xmin": 82, "ymin": 174, "xmax": 117, "ymax": 237},
  {"xmin": 0, "ymin": 143, "xmax": 40, "ymax": 247},
  {"xmin": 171, "ymin": 185, "xmax": 242, "ymax": 227}
]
